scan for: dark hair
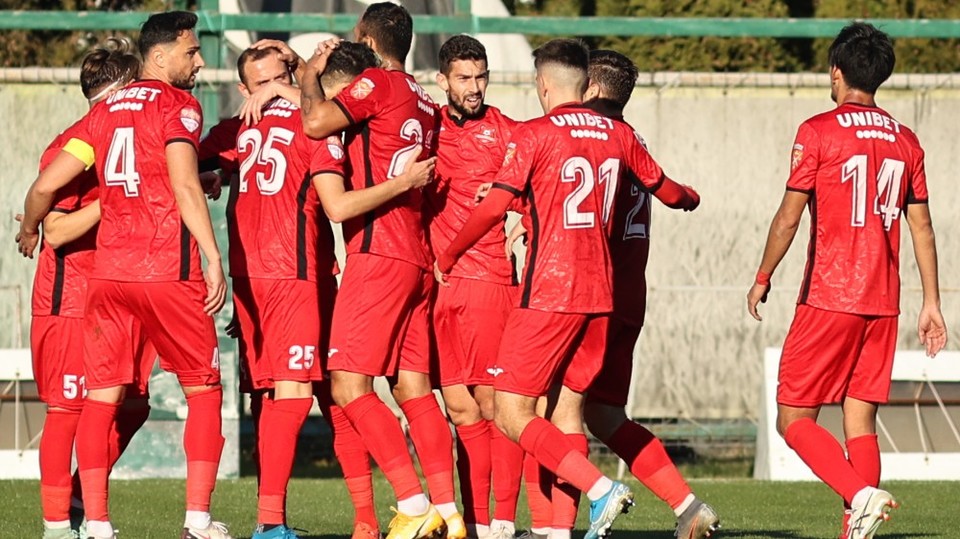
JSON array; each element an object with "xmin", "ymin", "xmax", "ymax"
[
  {"xmin": 588, "ymin": 49, "xmax": 638, "ymax": 108},
  {"xmin": 138, "ymin": 10, "xmax": 198, "ymax": 58},
  {"xmin": 439, "ymin": 35, "xmax": 487, "ymax": 75},
  {"xmin": 321, "ymin": 41, "xmax": 379, "ymax": 88},
  {"xmin": 80, "ymin": 37, "xmax": 142, "ymax": 100},
  {"xmin": 533, "ymin": 38, "xmax": 589, "ymax": 72},
  {"xmin": 357, "ymin": 2, "xmax": 413, "ymax": 64},
  {"xmin": 828, "ymin": 22, "xmax": 895, "ymax": 94},
  {"xmin": 236, "ymin": 46, "xmax": 281, "ymax": 86}
]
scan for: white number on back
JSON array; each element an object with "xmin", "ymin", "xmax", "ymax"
[
  {"xmin": 104, "ymin": 127, "xmax": 141, "ymax": 197},
  {"xmin": 237, "ymin": 127, "xmax": 295, "ymax": 195},
  {"xmin": 561, "ymin": 157, "xmax": 620, "ymax": 229},
  {"xmin": 623, "ymin": 185, "xmax": 651, "ymax": 240},
  {"xmin": 62, "ymin": 374, "xmax": 86, "ymax": 400},
  {"xmin": 387, "ymin": 119, "xmax": 424, "ymax": 178},
  {"xmin": 841, "ymin": 154, "xmax": 905, "ymax": 231},
  {"xmin": 288, "ymin": 345, "xmax": 316, "ymax": 371}
]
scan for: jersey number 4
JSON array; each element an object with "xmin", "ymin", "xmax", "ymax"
[
  {"xmin": 238, "ymin": 127, "xmax": 295, "ymax": 195},
  {"xmin": 562, "ymin": 157, "xmax": 619, "ymax": 229},
  {"xmin": 841, "ymin": 155, "xmax": 905, "ymax": 231},
  {"xmin": 105, "ymin": 127, "xmax": 141, "ymax": 197}
]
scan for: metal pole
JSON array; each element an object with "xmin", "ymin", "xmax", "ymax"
[{"xmin": 197, "ymin": 1, "xmax": 222, "ymax": 129}]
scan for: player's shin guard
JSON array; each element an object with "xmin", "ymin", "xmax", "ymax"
[
  {"xmin": 455, "ymin": 420, "xmax": 492, "ymax": 526},
  {"xmin": 258, "ymin": 397, "xmax": 313, "ymax": 524},
  {"xmin": 524, "ymin": 453, "xmax": 553, "ymax": 531},
  {"xmin": 76, "ymin": 400, "xmax": 120, "ymax": 523},
  {"xmin": 491, "ymin": 421, "xmax": 524, "ymax": 523},
  {"xmin": 551, "ymin": 434, "xmax": 587, "ymax": 531},
  {"xmin": 343, "ymin": 393, "xmax": 423, "ymax": 500},
  {"xmin": 110, "ymin": 400, "xmax": 150, "ymax": 466},
  {"xmin": 400, "ymin": 394, "xmax": 456, "ymax": 506},
  {"xmin": 784, "ymin": 418, "xmax": 866, "ymax": 504},
  {"xmin": 519, "ymin": 417, "xmax": 603, "ymax": 494},
  {"xmin": 40, "ymin": 409, "xmax": 81, "ymax": 524},
  {"xmin": 604, "ymin": 420, "xmax": 691, "ymax": 510},
  {"xmin": 184, "ymin": 386, "xmax": 225, "ymax": 512}
]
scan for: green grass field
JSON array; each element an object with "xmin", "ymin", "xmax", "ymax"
[{"xmin": 0, "ymin": 475, "xmax": 953, "ymax": 538}]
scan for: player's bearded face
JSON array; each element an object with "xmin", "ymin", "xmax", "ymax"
[
  {"xmin": 443, "ymin": 60, "xmax": 489, "ymax": 119},
  {"xmin": 168, "ymin": 31, "xmax": 205, "ymax": 90}
]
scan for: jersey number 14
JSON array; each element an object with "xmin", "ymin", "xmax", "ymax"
[{"xmin": 841, "ymin": 154, "xmax": 905, "ymax": 231}]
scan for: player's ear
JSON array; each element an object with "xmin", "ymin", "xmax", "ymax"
[
  {"xmin": 238, "ymin": 82, "xmax": 251, "ymax": 99},
  {"xmin": 583, "ymin": 81, "xmax": 600, "ymax": 101},
  {"xmin": 436, "ymin": 72, "xmax": 449, "ymax": 92}
]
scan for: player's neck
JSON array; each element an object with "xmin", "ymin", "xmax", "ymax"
[
  {"xmin": 838, "ymin": 88, "xmax": 877, "ymax": 108},
  {"xmin": 140, "ymin": 64, "xmax": 170, "ymax": 86},
  {"xmin": 379, "ymin": 56, "xmax": 405, "ymax": 73}
]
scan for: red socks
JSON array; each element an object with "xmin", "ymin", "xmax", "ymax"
[
  {"xmin": 40, "ymin": 409, "xmax": 81, "ymax": 522},
  {"xmin": 523, "ymin": 453, "xmax": 553, "ymax": 530},
  {"xmin": 490, "ymin": 421, "xmax": 523, "ymax": 522},
  {"xmin": 400, "ymin": 394, "xmax": 456, "ymax": 505},
  {"xmin": 846, "ymin": 434, "xmax": 880, "ymax": 487},
  {"xmin": 551, "ymin": 434, "xmax": 587, "ymax": 530},
  {"xmin": 784, "ymin": 418, "xmax": 867, "ymax": 504},
  {"xmin": 76, "ymin": 400, "xmax": 120, "ymax": 522},
  {"xmin": 604, "ymin": 420, "xmax": 691, "ymax": 509},
  {"xmin": 257, "ymin": 397, "xmax": 313, "ymax": 524},
  {"xmin": 321, "ymin": 395, "xmax": 377, "ymax": 529},
  {"xmin": 455, "ymin": 420, "xmax": 492, "ymax": 525},
  {"xmin": 519, "ymin": 417, "xmax": 602, "ymax": 493},
  {"xmin": 343, "ymin": 393, "xmax": 422, "ymax": 500},
  {"xmin": 184, "ymin": 386, "xmax": 225, "ymax": 512}
]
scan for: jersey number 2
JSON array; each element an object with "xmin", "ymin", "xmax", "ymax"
[
  {"xmin": 105, "ymin": 127, "xmax": 141, "ymax": 197},
  {"xmin": 841, "ymin": 155, "xmax": 905, "ymax": 231},
  {"xmin": 562, "ymin": 157, "xmax": 619, "ymax": 229}
]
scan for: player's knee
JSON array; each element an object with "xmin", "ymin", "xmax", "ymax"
[
  {"xmin": 477, "ymin": 394, "xmax": 496, "ymax": 421},
  {"xmin": 583, "ymin": 401, "xmax": 626, "ymax": 442},
  {"xmin": 330, "ymin": 373, "xmax": 369, "ymax": 407}
]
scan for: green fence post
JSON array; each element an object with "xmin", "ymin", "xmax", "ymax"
[{"xmin": 197, "ymin": 0, "xmax": 222, "ymax": 129}]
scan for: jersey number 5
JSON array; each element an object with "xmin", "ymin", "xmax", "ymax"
[
  {"xmin": 841, "ymin": 155, "xmax": 905, "ymax": 231},
  {"xmin": 562, "ymin": 157, "xmax": 619, "ymax": 229},
  {"xmin": 238, "ymin": 127, "xmax": 295, "ymax": 195},
  {"xmin": 105, "ymin": 127, "xmax": 141, "ymax": 197}
]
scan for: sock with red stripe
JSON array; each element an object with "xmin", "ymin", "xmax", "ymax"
[
  {"xmin": 40, "ymin": 409, "xmax": 81, "ymax": 524},
  {"xmin": 523, "ymin": 453, "xmax": 553, "ymax": 531},
  {"xmin": 518, "ymin": 417, "xmax": 603, "ymax": 494},
  {"xmin": 551, "ymin": 434, "xmax": 587, "ymax": 530},
  {"xmin": 400, "ymin": 394, "xmax": 456, "ymax": 506},
  {"xmin": 785, "ymin": 418, "xmax": 867, "ymax": 504},
  {"xmin": 76, "ymin": 400, "xmax": 120, "ymax": 523},
  {"xmin": 258, "ymin": 397, "xmax": 313, "ymax": 525},
  {"xmin": 604, "ymin": 420, "xmax": 691, "ymax": 510},
  {"xmin": 184, "ymin": 386, "xmax": 225, "ymax": 512},
  {"xmin": 491, "ymin": 420, "xmax": 524, "ymax": 523},
  {"xmin": 343, "ymin": 393, "xmax": 423, "ymax": 500},
  {"xmin": 455, "ymin": 420, "xmax": 492, "ymax": 526},
  {"xmin": 321, "ymin": 395, "xmax": 377, "ymax": 529}
]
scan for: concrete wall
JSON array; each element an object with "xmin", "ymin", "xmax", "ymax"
[{"xmin": 2, "ymin": 76, "xmax": 957, "ymax": 422}]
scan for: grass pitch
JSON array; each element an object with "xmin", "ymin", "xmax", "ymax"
[{"xmin": 0, "ymin": 475, "xmax": 953, "ymax": 538}]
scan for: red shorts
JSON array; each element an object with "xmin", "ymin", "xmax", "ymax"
[
  {"xmin": 433, "ymin": 277, "xmax": 516, "ymax": 387},
  {"xmin": 233, "ymin": 278, "xmax": 323, "ymax": 391},
  {"xmin": 588, "ymin": 319, "xmax": 642, "ymax": 408},
  {"xmin": 83, "ymin": 279, "xmax": 220, "ymax": 389},
  {"xmin": 494, "ymin": 309, "xmax": 608, "ymax": 398},
  {"xmin": 778, "ymin": 304, "xmax": 898, "ymax": 407},
  {"xmin": 327, "ymin": 254, "xmax": 431, "ymax": 377}
]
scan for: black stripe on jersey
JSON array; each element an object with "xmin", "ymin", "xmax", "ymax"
[
  {"xmin": 905, "ymin": 181, "xmax": 927, "ymax": 204},
  {"xmin": 49, "ymin": 208, "xmax": 72, "ymax": 214},
  {"xmin": 179, "ymin": 221, "xmax": 190, "ymax": 281},
  {"xmin": 360, "ymin": 124, "xmax": 376, "ymax": 253},
  {"xmin": 520, "ymin": 185, "xmax": 539, "ymax": 308},
  {"xmin": 492, "ymin": 182, "xmax": 522, "ymax": 197},
  {"xmin": 310, "ymin": 169, "xmax": 344, "ymax": 178},
  {"xmin": 332, "ymin": 98, "xmax": 356, "ymax": 125},
  {"xmin": 51, "ymin": 247, "xmax": 66, "ymax": 316},
  {"xmin": 646, "ymin": 172, "xmax": 666, "ymax": 193},
  {"xmin": 786, "ymin": 186, "xmax": 814, "ymax": 195},
  {"xmin": 798, "ymin": 194, "xmax": 817, "ymax": 305},
  {"xmin": 166, "ymin": 137, "xmax": 198, "ymax": 149},
  {"xmin": 296, "ymin": 171, "xmax": 311, "ymax": 280}
]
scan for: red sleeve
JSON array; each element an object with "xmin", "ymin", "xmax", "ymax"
[
  {"xmin": 786, "ymin": 121, "xmax": 820, "ymax": 193},
  {"xmin": 491, "ymin": 124, "xmax": 535, "ymax": 196},
  {"xmin": 438, "ymin": 187, "xmax": 515, "ymax": 273},
  {"xmin": 907, "ymin": 145, "xmax": 928, "ymax": 204},
  {"xmin": 331, "ymin": 68, "xmax": 386, "ymax": 125},
  {"xmin": 164, "ymin": 92, "xmax": 203, "ymax": 149},
  {"xmin": 621, "ymin": 128, "xmax": 665, "ymax": 191},
  {"xmin": 199, "ymin": 117, "xmax": 241, "ymax": 172},
  {"xmin": 310, "ymin": 136, "xmax": 346, "ymax": 177},
  {"xmin": 650, "ymin": 177, "xmax": 698, "ymax": 210}
]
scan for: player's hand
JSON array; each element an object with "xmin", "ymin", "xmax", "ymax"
[
  {"xmin": 683, "ymin": 185, "xmax": 701, "ymax": 212},
  {"xmin": 199, "ymin": 171, "xmax": 223, "ymax": 200},
  {"xmin": 240, "ymin": 81, "xmax": 289, "ymax": 126},
  {"xmin": 225, "ymin": 308, "xmax": 241, "ymax": 339},
  {"xmin": 505, "ymin": 221, "xmax": 527, "ymax": 260},
  {"xmin": 203, "ymin": 261, "xmax": 227, "ymax": 316},
  {"xmin": 305, "ymin": 38, "xmax": 341, "ymax": 75},
  {"xmin": 15, "ymin": 215, "xmax": 39, "ymax": 259},
  {"xmin": 250, "ymin": 39, "xmax": 302, "ymax": 71},
  {"xmin": 475, "ymin": 182, "xmax": 492, "ymax": 204},
  {"xmin": 746, "ymin": 281, "xmax": 770, "ymax": 321},
  {"xmin": 433, "ymin": 260, "xmax": 450, "ymax": 287},
  {"xmin": 393, "ymin": 146, "xmax": 436, "ymax": 191},
  {"xmin": 918, "ymin": 303, "xmax": 947, "ymax": 358}
]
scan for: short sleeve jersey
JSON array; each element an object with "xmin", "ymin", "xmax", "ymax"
[
  {"xmin": 492, "ymin": 104, "xmax": 664, "ymax": 313},
  {"xmin": 786, "ymin": 103, "xmax": 927, "ymax": 316},
  {"xmin": 427, "ymin": 105, "xmax": 517, "ymax": 285},
  {"xmin": 65, "ymin": 80, "xmax": 204, "ymax": 282},
  {"xmin": 32, "ymin": 121, "xmax": 100, "ymax": 318},
  {"xmin": 229, "ymin": 98, "xmax": 339, "ymax": 281},
  {"xmin": 199, "ymin": 116, "xmax": 242, "ymax": 174},
  {"xmin": 332, "ymin": 68, "xmax": 440, "ymax": 270}
]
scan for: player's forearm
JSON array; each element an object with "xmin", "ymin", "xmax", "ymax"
[
  {"xmin": 652, "ymin": 177, "xmax": 696, "ymax": 209},
  {"xmin": 42, "ymin": 200, "xmax": 101, "ymax": 249},
  {"xmin": 174, "ymin": 183, "xmax": 221, "ymax": 264},
  {"xmin": 300, "ymin": 66, "xmax": 329, "ymax": 138},
  {"xmin": 908, "ymin": 209, "xmax": 941, "ymax": 307},
  {"xmin": 757, "ymin": 210, "xmax": 800, "ymax": 276},
  {"xmin": 275, "ymin": 84, "xmax": 301, "ymax": 106},
  {"xmin": 22, "ymin": 185, "xmax": 57, "ymax": 235},
  {"xmin": 321, "ymin": 178, "xmax": 407, "ymax": 223},
  {"xmin": 439, "ymin": 188, "xmax": 514, "ymax": 272}
]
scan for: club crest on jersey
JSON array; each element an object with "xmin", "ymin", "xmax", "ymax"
[
  {"xmin": 327, "ymin": 142, "xmax": 344, "ymax": 161},
  {"xmin": 475, "ymin": 126, "xmax": 496, "ymax": 144},
  {"xmin": 350, "ymin": 77, "xmax": 375, "ymax": 100},
  {"xmin": 502, "ymin": 142, "xmax": 517, "ymax": 166},
  {"xmin": 791, "ymin": 143, "xmax": 804, "ymax": 172},
  {"xmin": 180, "ymin": 107, "xmax": 201, "ymax": 133}
]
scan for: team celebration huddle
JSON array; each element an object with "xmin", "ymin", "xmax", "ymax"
[{"xmin": 14, "ymin": 3, "xmax": 947, "ymax": 539}]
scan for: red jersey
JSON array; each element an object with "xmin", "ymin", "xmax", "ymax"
[
  {"xmin": 229, "ymin": 98, "xmax": 338, "ymax": 281},
  {"xmin": 427, "ymin": 105, "xmax": 517, "ymax": 285},
  {"xmin": 32, "ymin": 122, "xmax": 99, "ymax": 318},
  {"xmin": 786, "ymin": 103, "xmax": 928, "ymax": 316},
  {"xmin": 492, "ymin": 104, "xmax": 664, "ymax": 313},
  {"xmin": 332, "ymin": 68, "xmax": 439, "ymax": 270},
  {"xmin": 199, "ymin": 116, "xmax": 241, "ymax": 174},
  {"xmin": 610, "ymin": 178, "xmax": 651, "ymax": 327},
  {"xmin": 65, "ymin": 80, "xmax": 204, "ymax": 282}
]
